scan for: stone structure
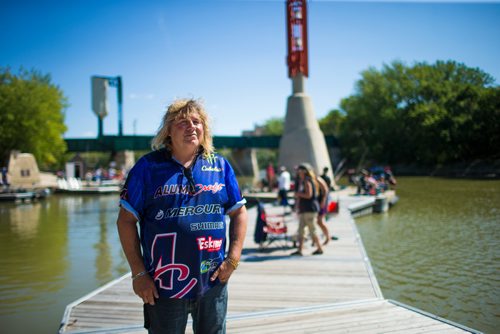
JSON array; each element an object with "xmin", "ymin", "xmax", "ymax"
[
  {"xmin": 6, "ymin": 151, "xmax": 41, "ymax": 188},
  {"xmin": 278, "ymin": 0, "xmax": 333, "ymax": 179}
]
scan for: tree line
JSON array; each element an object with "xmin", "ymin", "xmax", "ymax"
[
  {"xmin": 1, "ymin": 61, "xmax": 498, "ymax": 170},
  {"xmin": 262, "ymin": 60, "xmax": 499, "ymax": 167}
]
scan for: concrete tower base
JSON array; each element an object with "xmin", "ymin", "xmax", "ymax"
[{"xmin": 278, "ymin": 76, "xmax": 333, "ymax": 179}]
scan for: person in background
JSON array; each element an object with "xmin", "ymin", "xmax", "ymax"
[
  {"xmin": 320, "ymin": 167, "xmax": 332, "ymax": 190},
  {"xmin": 266, "ymin": 163, "xmax": 275, "ymax": 190},
  {"xmin": 316, "ymin": 174, "xmax": 330, "ymax": 245},
  {"xmin": 319, "ymin": 166, "xmax": 340, "ymax": 241},
  {"xmin": 291, "ymin": 163, "xmax": 324, "ymax": 256},
  {"xmin": 116, "ymin": 98, "xmax": 248, "ymax": 334},
  {"xmin": 85, "ymin": 170, "xmax": 93, "ymax": 186},
  {"xmin": 95, "ymin": 167, "xmax": 103, "ymax": 184},
  {"xmin": 366, "ymin": 171, "xmax": 378, "ymax": 195},
  {"xmin": 1, "ymin": 166, "xmax": 9, "ymax": 189},
  {"xmin": 356, "ymin": 169, "xmax": 376, "ymax": 195},
  {"xmin": 384, "ymin": 166, "xmax": 397, "ymax": 188},
  {"xmin": 277, "ymin": 166, "xmax": 291, "ymax": 211}
]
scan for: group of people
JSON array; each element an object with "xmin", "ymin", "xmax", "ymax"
[
  {"xmin": 352, "ymin": 167, "xmax": 397, "ymax": 195},
  {"xmin": 84, "ymin": 165, "xmax": 127, "ymax": 185},
  {"xmin": 277, "ymin": 164, "xmax": 337, "ymax": 256}
]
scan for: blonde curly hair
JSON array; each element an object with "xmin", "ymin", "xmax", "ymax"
[{"xmin": 151, "ymin": 98, "xmax": 214, "ymax": 158}]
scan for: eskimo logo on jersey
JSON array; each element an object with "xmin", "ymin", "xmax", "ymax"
[
  {"xmin": 197, "ymin": 236, "xmax": 223, "ymax": 252},
  {"xmin": 154, "ymin": 182, "xmax": 225, "ymax": 198}
]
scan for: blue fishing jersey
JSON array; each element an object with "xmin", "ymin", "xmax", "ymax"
[{"xmin": 120, "ymin": 149, "xmax": 246, "ymax": 299}]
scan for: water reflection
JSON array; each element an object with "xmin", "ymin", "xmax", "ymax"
[
  {"xmin": 6, "ymin": 202, "xmax": 41, "ymax": 239},
  {"xmin": 0, "ymin": 199, "xmax": 68, "ymax": 315},
  {"xmin": 94, "ymin": 200, "xmax": 113, "ymax": 285},
  {"xmin": 0, "ymin": 194, "xmax": 129, "ymax": 333}
]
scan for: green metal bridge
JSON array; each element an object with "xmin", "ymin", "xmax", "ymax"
[{"xmin": 65, "ymin": 135, "xmax": 339, "ymax": 152}]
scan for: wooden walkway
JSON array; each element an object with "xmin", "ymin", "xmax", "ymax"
[{"xmin": 59, "ymin": 194, "xmax": 480, "ymax": 334}]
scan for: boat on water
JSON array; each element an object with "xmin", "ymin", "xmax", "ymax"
[
  {"xmin": 55, "ymin": 178, "xmax": 121, "ymax": 194},
  {"xmin": 2, "ymin": 151, "xmax": 125, "ymax": 199},
  {"xmin": 0, "ymin": 188, "xmax": 50, "ymax": 202}
]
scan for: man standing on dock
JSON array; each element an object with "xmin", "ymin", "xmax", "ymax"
[
  {"xmin": 116, "ymin": 99, "xmax": 247, "ymax": 334},
  {"xmin": 277, "ymin": 166, "xmax": 291, "ymax": 210}
]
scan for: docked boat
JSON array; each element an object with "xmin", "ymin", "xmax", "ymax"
[
  {"xmin": 55, "ymin": 178, "xmax": 121, "ymax": 194},
  {"xmin": 0, "ymin": 188, "xmax": 50, "ymax": 202}
]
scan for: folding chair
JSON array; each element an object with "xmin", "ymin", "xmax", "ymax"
[{"xmin": 255, "ymin": 202, "xmax": 289, "ymax": 250}]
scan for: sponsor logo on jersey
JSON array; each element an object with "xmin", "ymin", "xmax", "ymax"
[
  {"xmin": 155, "ymin": 210, "xmax": 164, "ymax": 220},
  {"xmin": 154, "ymin": 182, "xmax": 225, "ymax": 198},
  {"xmin": 200, "ymin": 256, "xmax": 222, "ymax": 274},
  {"xmin": 120, "ymin": 187, "xmax": 128, "ymax": 200},
  {"xmin": 206, "ymin": 153, "xmax": 217, "ymax": 165},
  {"xmin": 151, "ymin": 233, "xmax": 197, "ymax": 298},
  {"xmin": 190, "ymin": 221, "xmax": 224, "ymax": 231},
  {"xmin": 197, "ymin": 236, "xmax": 223, "ymax": 252},
  {"xmin": 161, "ymin": 204, "xmax": 222, "ymax": 219},
  {"xmin": 154, "ymin": 184, "xmax": 191, "ymax": 197},
  {"xmin": 201, "ymin": 165, "xmax": 222, "ymax": 172}
]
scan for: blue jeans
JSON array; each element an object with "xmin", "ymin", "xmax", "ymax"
[{"xmin": 144, "ymin": 283, "xmax": 228, "ymax": 334}]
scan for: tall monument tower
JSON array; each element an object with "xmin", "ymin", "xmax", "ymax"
[{"xmin": 279, "ymin": 0, "xmax": 333, "ymax": 178}]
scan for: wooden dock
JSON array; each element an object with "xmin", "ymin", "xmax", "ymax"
[{"xmin": 59, "ymin": 194, "xmax": 480, "ymax": 334}]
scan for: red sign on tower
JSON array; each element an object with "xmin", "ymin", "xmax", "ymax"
[{"xmin": 286, "ymin": 0, "xmax": 308, "ymax": 78}]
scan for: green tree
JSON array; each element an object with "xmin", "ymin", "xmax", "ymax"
[
  {"xmin": 0, "ymin": 68, "xmax": 68, "ymax": 168},
  {"xmin": 253, "ymin": 117, "xmax": 284, "ymax": 170},
  {"xmin": 319, "ymin": 109, "xmax": 345, "ymax": 136},
  {"xmin": 261, "ymin": 117, "xmax": 284, "ymax": 135},
  {"xmin": 339, "ymin": 60, "xmax": 499, "ymax": 165}
]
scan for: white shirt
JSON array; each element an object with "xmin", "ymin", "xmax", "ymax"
[{"xmin": 278, "ymin": 170, "xmax": 291, "ymax": 191}]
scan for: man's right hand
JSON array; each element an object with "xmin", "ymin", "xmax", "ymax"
[{"xmin": 132, "ymin": 275, "xmax": 159, "ymax": 305}]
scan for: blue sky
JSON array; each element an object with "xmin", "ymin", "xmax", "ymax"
[{"xmin": 1, "ymin": 0, "xmax": 499, "ymax": 138}]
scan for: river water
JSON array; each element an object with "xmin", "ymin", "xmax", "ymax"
[
  {"xmin": 0, "ymin": 194, "xmax": 129, "ymax": 334},
  {"xmin": 0, "ymin": 178, "xmax": 498, "ymax": 333},
  {"xmin": 355, "ymin": 177, "xmax": 500, "ymax": 333}
]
